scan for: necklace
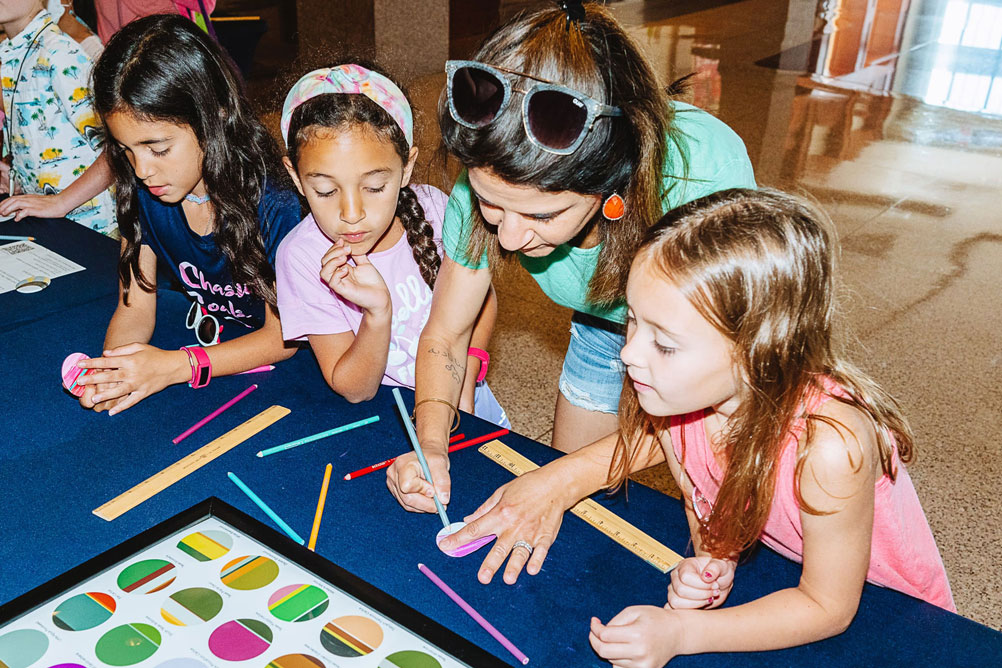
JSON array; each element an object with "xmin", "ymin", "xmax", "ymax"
[{"xmin": 185, "ymin": 192, "xmax": 211, "ymax": 205}]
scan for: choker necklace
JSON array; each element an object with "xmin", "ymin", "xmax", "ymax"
[{"xmin": 185, "ymin": 193, "xmax": 211, "ymax": 205}]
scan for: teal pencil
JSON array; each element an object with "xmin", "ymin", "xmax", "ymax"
[
  {"xmin": 227, "ymin": 471, "xmax": 305, "ymax": 544},
  {"xmin": 391, "ymin": 387, "xmax": 450, "ymax": 529},
  {"xmin": 256, "ymin": 415, "xmax": 380, "ymax": 457}
]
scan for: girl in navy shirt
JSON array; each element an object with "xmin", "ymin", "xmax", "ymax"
[{"xmin": 74, "ymin": 14, "xmax": 299, "ymax": 414}]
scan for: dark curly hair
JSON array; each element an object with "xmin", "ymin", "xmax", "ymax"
[
  {"xmin": 285, "ymin": 71, "xmax": 439, "ymax": 289},
  {"xmin": 92, "ymin": 14, "xmax": 289, "ymax": 306}
]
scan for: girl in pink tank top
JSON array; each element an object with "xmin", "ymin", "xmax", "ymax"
[{"xmin": 589, "ymin": 188, "xmax": 953, "ymax": 667}]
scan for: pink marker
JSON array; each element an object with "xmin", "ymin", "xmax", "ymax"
[{"xmin": 237, "ymin": 364, "xmax": 274, "ymax": 375}]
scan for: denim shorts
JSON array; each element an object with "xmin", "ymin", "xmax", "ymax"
[{"xmin": 558, "ymin": 312, "xmax": 626, "ymax": 414}]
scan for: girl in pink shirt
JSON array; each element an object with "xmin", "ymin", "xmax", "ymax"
[
  {"xmin": 275, "ymin": 64, "xmax": 507, "ymax": 427},
  {"xmin": 591, "ymin": 187, "xmax": 953, "ymax": 664}
]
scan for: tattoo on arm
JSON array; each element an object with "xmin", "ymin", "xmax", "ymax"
[{"xmin": 428, "ymin": 346, "xmax": 463, "ymax": 385}]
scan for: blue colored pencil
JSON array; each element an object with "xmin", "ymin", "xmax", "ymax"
[
  {"xmin": 227, "ymin": 471, "xmax": 305, "ymax": 544},
  {"xmin": 391, "ymin": 388, "xmax": 450, "ymax": 529},
  {"xmin": 255, "ymin": 415, "xmax": 380, "ymax": 457},
  {"xmin": 0, "ymin": 235, "xmax": 33, "ymax": 241}
]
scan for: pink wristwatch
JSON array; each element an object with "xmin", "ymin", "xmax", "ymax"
[
  {"xmin": 467, "ymin": 347, "xmax": 490, "ymax": 383},
  {"xmin": 181, "ymin": 346, "xmax": 212, "ymax": 388}
]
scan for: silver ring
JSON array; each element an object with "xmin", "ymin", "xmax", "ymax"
[{"xmin": 512, "ymin": 540, "xmax": 534, "ymax": 555}]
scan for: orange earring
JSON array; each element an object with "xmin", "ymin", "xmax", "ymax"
[{"xmin": 602, "ymin": 193, "xmax": 625, "ymax": 221}]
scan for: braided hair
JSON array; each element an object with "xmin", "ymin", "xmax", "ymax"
[{"xmin": 285, "ymin": 70, "xmax": 440, "ymax": 289}]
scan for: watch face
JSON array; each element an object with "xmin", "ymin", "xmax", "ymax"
[{"xmin": 197, "ymin": 366, "xmax": 211, "ymax": 386}]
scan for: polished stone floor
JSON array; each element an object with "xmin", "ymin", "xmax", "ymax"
[{"xmin": 262, "ymin": 0, "xmax": 1002, "ymax": 631}]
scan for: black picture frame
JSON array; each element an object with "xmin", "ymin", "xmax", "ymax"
[{"xmin": 0, "ymin": 497, "xmax": 512, "ymax": 668}]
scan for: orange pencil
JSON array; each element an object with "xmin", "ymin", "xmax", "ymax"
[{"xmin": 308, "ymin": 463, "xmax": 333, "ymax": 551}]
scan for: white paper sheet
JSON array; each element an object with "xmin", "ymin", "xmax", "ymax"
[{"xmin": 0, "ymin": 240, "xmax": 85, "ymax": 294}]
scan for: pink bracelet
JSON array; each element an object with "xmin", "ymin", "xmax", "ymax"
[
  {"xmin": 467, "ymin": 347, "xmax": 489, "ymax": 383},
  {"xmin": 180, "ymin": 346, "xmax": 212, "ymax": 388}
]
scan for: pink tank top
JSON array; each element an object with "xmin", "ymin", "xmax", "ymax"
[{"xmin": 669, "ymin": 377, "xmax": 955, "ymax": 611}]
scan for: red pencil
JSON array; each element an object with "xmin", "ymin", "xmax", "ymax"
[{"xmin": 342, "ymin": 428, "xmax": 509, "ymax": 481}]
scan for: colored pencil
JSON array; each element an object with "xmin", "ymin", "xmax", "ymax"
[
  {"xmin": 391, "ymin": 388, "xmax": 450, "ymax": 529},
  {"xmin": 0, "ymin": 234, "xmax": 34, "ymax": 241},
  {"xmin": 343, "ymin": 428, "xmax": 507, "ymax": 481},
  {"xmin": 237, "ymin": 364, "xmax": 274, "ymax": 375},
  {"xmin": 342, "ymin": 431, "xmax": 467, "ymax": 481},
  {"xmin": 308, "ymin": 463, "xmax": 332, "ymax": 551},
  {"xmin": 418, "ymin": 563, "xmax": 529, "ymax": 665},
  {"xmin": 227, "ymin": 471, "xmax": 304, "ymax": 544},
  {"xmin": 256, "ymin": 415, "xmax": 380, "ymax": 457},
  {"xmin": 171, "ymin": 384, "xmax": 258, "ymax": 444}
]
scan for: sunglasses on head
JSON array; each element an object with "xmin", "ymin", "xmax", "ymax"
[
  {"xmin": 186, "ymin": 300, "xmax": 221, "ymax": 347},
  {"xmin": 445, "ymin": 60, "xmax": 623, "ymax": 155}
]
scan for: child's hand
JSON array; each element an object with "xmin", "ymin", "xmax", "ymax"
[
  {"xmin": 667, "ymin": 556, "xmax": 735, "ymax": 610},
  {"xmin": 78, "ymin": 381, "xmax": 126, "ymax": 413},
  {"xmin": 589, "ymin": 606, "xmax": 682, "ymax": 667},
  {"xmin": 0, "ymin": 192, "xmax": 72, "ymax": 221},
  {"xmin": 320, "ymin": 240, "xmax": 391, "ymax": 317},
  {"xmin": 74, "ymin": 344, "xmax": 190, "ymax": 415}
]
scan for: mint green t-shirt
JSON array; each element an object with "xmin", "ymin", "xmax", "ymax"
[{"xmin": 442, "ymin": 101, "xmax": 756, "ymax": 323}]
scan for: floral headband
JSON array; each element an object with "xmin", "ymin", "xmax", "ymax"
[{"xmin": 280, "ymin": 64, "xmax": 414, "ymax": 148}]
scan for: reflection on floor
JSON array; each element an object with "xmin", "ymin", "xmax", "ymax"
[{"xmin": 440, "ymin": 0, "xmax": 1002, "ymax": 630}]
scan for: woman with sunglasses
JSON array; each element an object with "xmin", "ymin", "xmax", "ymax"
[{"xmin": 387, "ymin": 3, "xmax": 755, "ymax": 521}]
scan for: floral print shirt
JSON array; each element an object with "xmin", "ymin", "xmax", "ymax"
[{"xmin": 1, "ymin": 10, "xmax": 116, "ymax": 236}]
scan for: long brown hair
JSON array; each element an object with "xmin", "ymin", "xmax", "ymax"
[
  {"xmin": 440, "ymin": 2, "xmax": 687, "ymax": 305},
  {"xmin": 610, "ymin": 188, "xmax": 914, "ymax": 558}
]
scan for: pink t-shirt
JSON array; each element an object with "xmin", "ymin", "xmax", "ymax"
[
  {"xmin": 275, "ymin": 184, "xmax": 448, "ymax": 389},
  {"xmin": 669, "ymin": 377, "xmax": 955, "ymax": 611}
]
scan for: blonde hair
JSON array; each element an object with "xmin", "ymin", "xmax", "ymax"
[{"xmin": 610, "ymin": 188, "xmax": 913, "ymax": 558}]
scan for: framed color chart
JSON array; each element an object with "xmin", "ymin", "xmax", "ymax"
[{"xmin": 0, "ymin": 498, "xmax": 510, "ymax": 668}]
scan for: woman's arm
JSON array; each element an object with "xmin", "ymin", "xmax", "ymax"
[
  {"xmin": 0, "ymin": 151, "xmax": 112, "ymax": 220},
  {"xmin": 591, "ymin": 403, "xmax": 877, "ymax": 665},
  {"xmin": 439, "ymin": 429, "xmax": 666, "ymax": 584},
  {"xmin": 459, "ymin": 283, "xmax": 497, "ymax": 411},
  {"xmin": 386, "ymin": 255, "xmax": 492, "ymax": 513}
]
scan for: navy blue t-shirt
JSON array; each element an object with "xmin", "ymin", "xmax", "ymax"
[{"xmin": 138, "ymin": 181, "xmax": 301, "ymax": 332}]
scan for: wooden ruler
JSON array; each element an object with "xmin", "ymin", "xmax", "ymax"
[
  {"xmin": 479, "ymin": 440, "xmax": 682, "ymax": 573},
  {"xmin": 94, "ymin": 405, "xmax": 291, "ymax": 521}
]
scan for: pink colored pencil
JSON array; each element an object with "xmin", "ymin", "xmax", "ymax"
[
  {"xmin": 237, "ymin": 364, "xmax": 275, "ymax": 375},
  {"xmin": 418, "ymin": 563, "xmax": 529, "ymax": 665},
  {"xmin": 172, "ymin": 384, "xmax": 258, "ymax": 444}
]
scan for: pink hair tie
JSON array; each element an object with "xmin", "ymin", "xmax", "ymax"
[{"xmin": 280, "ymin": 64, "xmax": 413, "ymax": 147}]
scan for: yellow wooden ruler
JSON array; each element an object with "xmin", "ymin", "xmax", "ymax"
[
  {"xmin": 94, "ymin": 405, "xmax": 291, "ymax": 521},
  {"xmin": 479, "ymin": 439, "xmax": 683, "ymax": 573}
]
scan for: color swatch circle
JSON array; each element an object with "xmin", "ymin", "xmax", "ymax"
[
  {"xmin": 265, "ymin": 655, "xmax": 325, "ymax": 668},
  {"xmin": 95, "ymin": 623, "xmax": 162, "ymax": 666},
  {"xmin": 208, "ymin": 619, "xmax": 273, "ymax": 661},
  {"xmin": 155, "ymin": 659, "xmax": 207, "ymax": 668},
  {"xmin": 268, "ymin": 584, "xmax": 329, "ymax": 622},
  {"xmin": 220, "ymin": 555, "xmax": 279, "ymax": 590},
  {"xmin": 161, "ymin": 587, "xmax": 223, "ymax": 626},
  {"xmin": 320, "ymin": 615, "xmax": 384, "ymax": 657},
  {"xmin": 52, "ymin": 591, "xmax": 116, "ymax": 631},
  {"xmin": 378, "ymin": 651, "xmax": 441, "ymax": 668},
  {"xmin": 117, "ymin": 559, "xmax": 177, "ymax": 594},
  {"xmin": 177, "ymin": 530, "xmax": 233, "ymax": 562},
  {"xmin": 0, "ymin": 629, "xmax": 48, "ymax": 668},
  {"xmin": 48, "ymin": 664, "xmax": 87, "ymax": 668}
]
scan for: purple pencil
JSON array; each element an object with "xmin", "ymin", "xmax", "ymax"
[
  {"xmin": 417, "ymin": 563, "xmax": 529, "ymax": 665},
  {"xmin": 172, "ymin": 384, "xmax": 258, "ymax": 444}
]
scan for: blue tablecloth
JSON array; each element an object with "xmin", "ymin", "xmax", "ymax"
[{"xmin": 1, "ymin": 224, "xmax": 999, "ymax": 667}]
